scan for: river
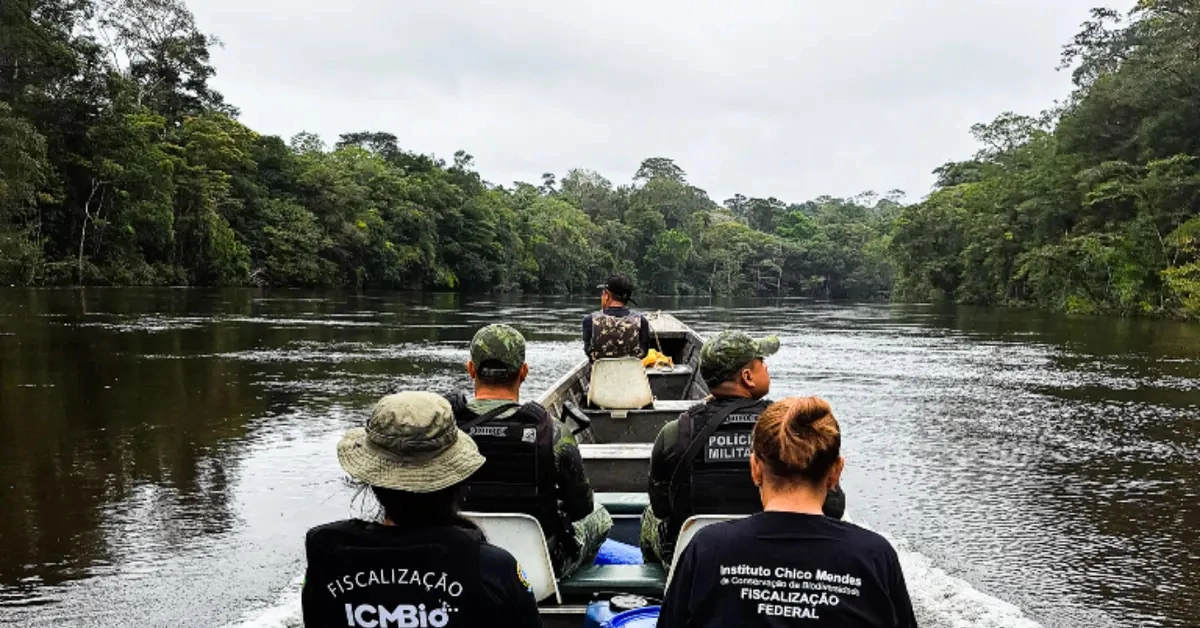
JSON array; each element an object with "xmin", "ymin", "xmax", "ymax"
[{"xmin": 0, "ymin": 289, "xmax": 1196, "ymax": 627}]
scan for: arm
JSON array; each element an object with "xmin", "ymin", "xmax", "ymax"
[
  {"xmin": 553, "ymin": 423, "xmax": 595, "ymax": 521},
  {"xmin": 640, "ymin": 316, "xmax": 652, "ymax": 355},
  {"xmin": 657, "ymin": 539, "xmax": 699, "ymax": 628},
  {"xmin": 485, "ymin": 550, "xmax": 544, "ymax": 628},
  {"xmin": 300, "ymin": 534, "xmax": 319, "ymax": 627},
  {"xmin": 888, "ymin": 550, "xmax": 919, "ymax": 628},
  {"xmin": 648, "ymin": 421, "xmax": 678, "ymax": 519},
  {"xmin": 507, "ymin": 566, "xmax": 544, "ymax": 628},
  {"xmin": 581, "ymin": 314, "xmax": 592, "ymax": 356}
]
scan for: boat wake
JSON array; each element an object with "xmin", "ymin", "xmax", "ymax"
[{"xmin": 218, "ymin": 519, "xmax": 1044, "ymax": 628}]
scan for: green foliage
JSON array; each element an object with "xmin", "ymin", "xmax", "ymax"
[
  {"xmin": 887, "ymin": 1, "xmax": 1200, "ymax": 319},
  {"xmin": 17, "ymin": 0, "xmax": 1200, "ymax": 322}
]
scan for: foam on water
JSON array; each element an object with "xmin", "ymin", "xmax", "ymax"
[{"xmin": 219, "ymin": 519, "xmax": 1048, "ymax": 628}]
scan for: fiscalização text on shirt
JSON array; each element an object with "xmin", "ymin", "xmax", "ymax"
[
  {"xmin": 719, "ymin": 563, "xmax": 864, "ymax": 621},
  {"xmin": 326, "ymin": 567, "xmax": 465, "ymax": 627}
]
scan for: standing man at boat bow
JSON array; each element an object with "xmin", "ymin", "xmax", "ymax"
[
  {"xmin": 583, "ymin": 275, "xmax": 651, "ymax": 361},
  {"xmin": 640, "ymin": 330, "xmax": 847, "ymax": 565},
  {"xmin": 445, "ymin": 323, "xmax": 612, "ymax": 578}
]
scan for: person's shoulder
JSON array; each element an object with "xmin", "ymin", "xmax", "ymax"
[
  {"xmin": 480, "ymin": 541, "xmax": 521, "ymax": 568},
  {"xmin": 830, "ymin": 519, "xmax": 898, "ymax": 554},
  {"xmin": 654, "ymin": 417, "xmax": 680, "ymax": 444},
  {"xmin": 480, "ymin": 542, "xmax": 537, "ymax": 595},
  {"xmin": 305, "ymin": 519, "xmax": 363, "ymax": 545},
  {"xmin": 699, "ymin": 515, "xmax": 756, "ymax": 538},
  {"xmin": 520, "ymin": 400, "xmax": 549, "ymax": 416}
]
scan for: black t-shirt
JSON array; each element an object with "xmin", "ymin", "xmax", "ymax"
[
  {"xmin": 659, "ymin": 512, "xmax": 917, "ymax": 628},
  {"xmin": 301, "ymin": 519, "xmax": 542, "ymax": 628}
]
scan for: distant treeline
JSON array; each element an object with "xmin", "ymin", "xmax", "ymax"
[{"xmin": 3, "ymin": 1, "xmax": 1200, "ymax": 317}]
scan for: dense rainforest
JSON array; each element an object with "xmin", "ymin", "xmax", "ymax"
[{"xmin": 2, "ymin": 1, "xmax": 1200, "ymax": 318}]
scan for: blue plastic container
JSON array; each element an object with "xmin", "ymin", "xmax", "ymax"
[
  {"xmin": 585, "ymin": 596, "xmax": 655, "ymax": 628},
  {"xmin": 606, "ymin": 606, "xmax": 661, "ymax": 628},
  {"xmin": 584, "ymin": 600, "xmax": 617, "ymax": 628}
]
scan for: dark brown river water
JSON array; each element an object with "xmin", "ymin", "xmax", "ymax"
[{"xmin": 0, "ymin": 289, "xmax": 1197, "ymax": 628}]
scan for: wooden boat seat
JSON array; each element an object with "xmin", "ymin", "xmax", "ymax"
[
  {"xmin": 558, "ymin": 564, "xmax": 667, "ymax": 602},
  {"xmin": 596, "ymin": 491, "xmax": 649, "ymax": 516},
  {"xmin": 645, "ymin": 364, "xmax": 694, "ymax": 399},
  {"xmin": 652, "ymin": 399, "xmax": 699, "ymax": 412},
  {"xmin": 580, "ymin": 399, "xmax": 696, "ymax": 418}
]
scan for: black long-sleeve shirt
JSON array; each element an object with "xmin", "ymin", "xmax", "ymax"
[
  {"xmin": 301, "ymin": 520, "xmax": 542, "ymax": 628},
  {"xmin": 659, "ymin": 513, "xmax": 917, "ymax": 628}
]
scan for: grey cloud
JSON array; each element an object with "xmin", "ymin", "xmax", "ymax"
[{"xmin": 192, "ymin": 0, "xmax": 1135, "ymax": 203}]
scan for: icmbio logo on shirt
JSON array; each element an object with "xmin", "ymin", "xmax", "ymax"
[{"xmin": 343, "ymin": 602, "xmax": 454, "ymax": 627}]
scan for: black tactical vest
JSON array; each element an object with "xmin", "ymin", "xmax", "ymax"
[
  {"xmin": 670, "ymin": 398, "xmax": 768, "ymax": 520},
  {"xmin": 303, "ymin": 522, "xmax": 485, "ymax": 628},
  {"xmin": 447, "ymin": 395, "xmax": 568, "ymax": 556},
  {"xmin": 589, "ymin": 312, "xmax": 644, "ymax": 360}
]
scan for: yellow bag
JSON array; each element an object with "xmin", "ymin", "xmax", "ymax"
[{"xmin": 642, "ymin": 349, "xmax": 674, "ymax": 369}]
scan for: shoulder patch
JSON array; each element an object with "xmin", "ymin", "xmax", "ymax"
[{"xmin": 516, "ymin": 562, "xmax": 532, "ymax": 592}]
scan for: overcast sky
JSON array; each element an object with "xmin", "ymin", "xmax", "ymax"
[{"xmin": 189, "ymin": 0, "xmax": 1134, "ymax": 204}]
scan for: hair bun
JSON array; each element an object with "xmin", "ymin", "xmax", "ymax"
[
  {"xmin": 787, "ymin": 397, "xmax": 831, "ymax": 426},
  {"xmin": 752, "ymin": 396, "xmax": 841, "ymax": 485}
]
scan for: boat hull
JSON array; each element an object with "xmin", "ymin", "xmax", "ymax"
[{"xmin": 537, "ymin": 312, "xmax": 709, "ymax": 446}]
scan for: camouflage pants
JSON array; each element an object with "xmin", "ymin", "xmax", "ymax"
[
  {"xmin": 558, "ymin": 503, "xmax": 613, "ymax": 577},
  {"xmin": 639, "ymin": 508, "xmax": 670, "ymax": 567}
]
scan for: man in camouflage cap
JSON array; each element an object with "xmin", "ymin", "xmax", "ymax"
[
  {"xmin": 699, "ymin": 330, "xmax": 781, "ymax": 390},
  {"xmin": 445, "ymin": 323, "xmax": 612, "ymax": 578},
  {"xmin": 468, "ymin": 322, "xmax": 529, "ymax": 383},
  {"xmin": 640, "ymin": 330, "xmax": 846, "ymax": 565}
]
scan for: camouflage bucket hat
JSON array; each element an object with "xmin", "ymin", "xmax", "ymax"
[
  {"xmin": 699, "ymin": 330, "xmax": 781, "ymax": 387},
  {"xmin": 337, "ymin": 391, "xmax": 485, "ymax": 493},
  {"xmin": 470, "ymin": 323, "xmax": 526, "ymax": 377}
]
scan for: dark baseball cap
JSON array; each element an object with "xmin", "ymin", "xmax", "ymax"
[{"xmin": 597, "ymin": 275, "xmax": 636, "ymax": 304}]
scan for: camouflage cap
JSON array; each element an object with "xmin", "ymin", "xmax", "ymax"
[
  {"xmin": 470, "ymin": 323, "xmax": 526, "ymax": 376},
  {"xmin": 337, "ymin": 391, "xmax": 485, "ymax": 493},
  {"xmin": 699, "ymin": 330, "xmax": 781, "ymax": 387}
]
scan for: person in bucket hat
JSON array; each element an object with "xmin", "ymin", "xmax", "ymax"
[
  {"xmin": 337, "ymin": 391, "xmax": 485, "ymax": 491},
  {"xmin": 301, "ymin": 391, "xmax": 542, "ymax": 625},
  {"xmin": 640, "ymin": 330, "xmax": 847, "ymax": 566},
  {"xmin": 444, "ymin": 324, "xmax": 612, "ymax": 579}
]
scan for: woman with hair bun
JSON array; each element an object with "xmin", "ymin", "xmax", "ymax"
[{"xmin": 658, "ymin": 397, "xmax": 917, "ymax": 628}]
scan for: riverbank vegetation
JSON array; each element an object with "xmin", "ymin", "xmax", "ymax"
[{"xmin": 3, "ymin": 1, "xmax": 1200, "ymax": 317}]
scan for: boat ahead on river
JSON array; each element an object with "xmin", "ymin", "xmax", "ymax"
[
  {"xmin": 536, "ymin": 311, "xmax": 710, "ymax": 492},
  {"xmin": 493, "ymin": 312, "xmax": 708, "ymax": 625}
]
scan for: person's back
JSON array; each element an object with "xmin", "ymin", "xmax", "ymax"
[
  {"xmin": 643, "ymin": 331, "xmax": 846, "ymax": 565},
  {"xmin": 304, "ymin": 518, "xmax": 529, "ymax": 627},
  {"xmin": 301, "ymin": 391, "xmax": 541, "ymax": 628},
  {"xmin": 583, "ymin": 275, "xmax": 651, "ymax": 361},
  {"xmin": 449, "ymin": 324, "xmax": 612, "ymax": 577},
  {"xmin": 663, "ymin": 514, "xmax": 912, "ymax": 627},
  {"xmin": 657, "ymin": 397, "xmax": 916, "ymax": 628}
]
